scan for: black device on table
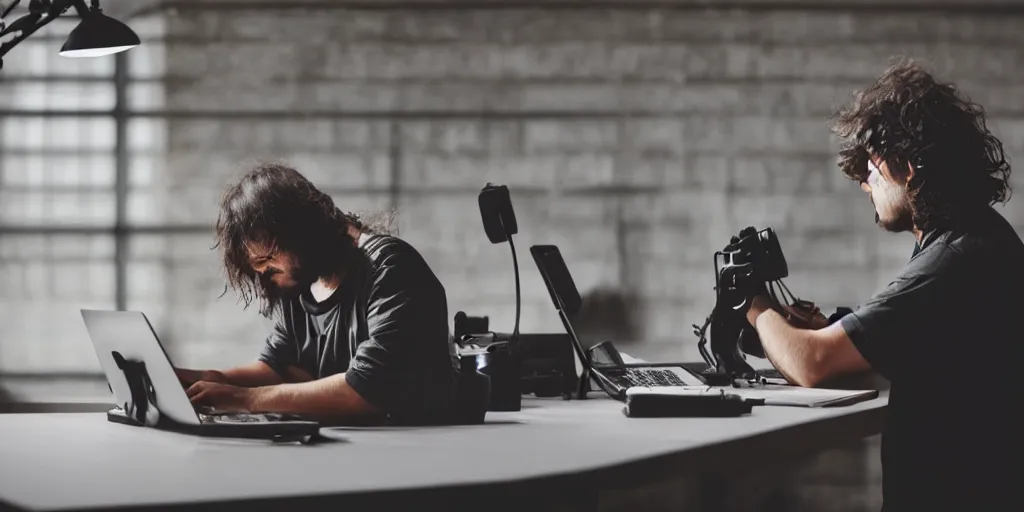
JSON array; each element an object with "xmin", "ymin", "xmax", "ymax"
[
  {"xmin": 81, "ymin": 309, "xmax": 323, "ymax": 443},
  {"xmin": 529, "ymin": 245, "xmax": 758, "ymax": 417},
  {"xmin": 455, "ymin": 319, "xmax": 578, "ymax": 400}
]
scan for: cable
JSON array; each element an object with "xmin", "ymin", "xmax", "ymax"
[
  {"xmin": 508, "ymin": 235, "xmax": 520, "ymax": 343},
  {"xmin": 502, "ymin": 217, "xmax": 520, "ymax": 345},
  {"xmin": 694, "ymin": 315, "xmax": 715, "ymax": 368},
  {"xmin": 778, "ymin": 279, "xmax": 796, "ymax": 305}
]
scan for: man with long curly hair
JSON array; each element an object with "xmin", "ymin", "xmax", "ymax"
[
  {"xmin": 175, "ymin": 163, "xmax": 457, "ymax": 426},
  {"xmin": 743, "ymin": 60, "xmax": 1022, "ymax": 510}
]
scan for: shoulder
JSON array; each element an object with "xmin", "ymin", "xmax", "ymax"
[
  {"xmin": 362, "ymin": 235, "xmax": 428, "ymax": 268},
  {"xmin": 900, "ymin": 213, "xmax": 1022, "ymax": 287},
  {"xmin": 360, "ymin": 235, "xmax": 440, "ymax": 286}
]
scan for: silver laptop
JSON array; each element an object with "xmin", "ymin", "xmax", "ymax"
[
  {"xmin": 81, "ymin": 309, "xmax": 321, "ymax": 440},
  {"xmin": 529, "ymin": 245, "xmax": 705, "ymax": 401}
]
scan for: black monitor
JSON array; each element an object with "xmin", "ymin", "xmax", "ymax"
[{"xmin": 529, "ymin": 245, "xmax": 583, "ymax": 316}]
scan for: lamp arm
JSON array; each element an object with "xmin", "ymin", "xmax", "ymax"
[
  {"xmin": 70, "ymin": 0, "xmax": 88, "ymax": 17},
  {"xmin": 0, "ymin": 0, "xmax": 75, "ymax": 61}
]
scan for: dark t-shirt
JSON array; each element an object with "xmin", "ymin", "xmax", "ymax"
[
  {"xmin": 258, "ymin": 234, "xmax": 457, "ymax": 425},
  {"xmin": 840, "ymin": 208, "xmax": 1023, "ymax": 511}
]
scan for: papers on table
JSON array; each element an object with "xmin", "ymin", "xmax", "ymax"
[{"xmin": 625, "ymin": 385, "xmax": 879, "ymax": 408}]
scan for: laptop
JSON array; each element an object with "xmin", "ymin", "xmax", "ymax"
[
  {"xmin": 81, "ymin": 309, "xmax": 321, "ymax": 441},
  {"xmin": 529, "ymin": 245, "xmax": 706, "ymax": 401}
]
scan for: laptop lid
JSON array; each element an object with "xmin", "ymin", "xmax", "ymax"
[
  {"xmin": 529, "ymin": 245, "xmax": 597, "ymax": 374},
  {"xmin": 81, "ymin": 310, "xmax": 201, "ymax": 426},
  {"xmin": 530, "ymin": 246, "xmax": 708, "ymax": 396}
]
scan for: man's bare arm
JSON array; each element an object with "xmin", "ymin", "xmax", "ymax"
[
  {"xmin": 177, "ymin": 362, "xmax": 314, "ymax": 388},
  {"xmin": 246, "ymin": 373, "xmax": 381, "ymax": 424},
  {"xmin": 746, "ymin": 296, "xmax": 871, "ymax": 387}
]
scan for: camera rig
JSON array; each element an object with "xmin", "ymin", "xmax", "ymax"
[{"xmin": 692, "ymin": 226, "xmax": 814, "ymax": 385}]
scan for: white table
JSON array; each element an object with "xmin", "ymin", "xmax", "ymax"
[{"xmin": 0, "ymin": 392, "xmax": 888, "ymax": 511}]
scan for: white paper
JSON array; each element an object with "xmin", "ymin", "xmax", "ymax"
[
  {"xmin": 723, "ymin": 385, "xmax": 878, "ymax": 407},
  {"xmin": 624, "ymin": 384, "xmax": 878, "ymax": 407}
]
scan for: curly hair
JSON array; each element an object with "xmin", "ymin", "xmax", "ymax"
[
  {"xmin": 830, "ymin": 58, "xmax": 1011, "ymax": 232},
  {"xmin": 214, "ymin": 162, "xmax": 385, "ymax": 317}
]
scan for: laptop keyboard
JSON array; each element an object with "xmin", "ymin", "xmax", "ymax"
[
  {"xmin": 197, "ymin": 408, "xmax": 300, "ymax": 423},
  {"xmin": 200, "ymin": 413, "xmax": 267, "ymax": 424},
  {"xmin": 622, "ymin": 368, "xmax": 687, "ymax": 387},
  {"xmin": 757, "ymin": 368, "xmax": 785, "ymax": 379}
]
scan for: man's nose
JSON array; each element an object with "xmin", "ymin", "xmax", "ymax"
[{"xmin": 860, "ymin": 182, "xmax": 872, "ymax": 193}]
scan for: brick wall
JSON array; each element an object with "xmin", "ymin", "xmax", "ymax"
[
  {"xmin": 135, "ymin": 2, "xmax": 1024, "ymax": 510},
  {"xmin": 152, "ymin": 2, "xmax": 1024, "ymax": 366}
]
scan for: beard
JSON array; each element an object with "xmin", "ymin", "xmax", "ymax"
[
  {"xmin": 257, "ymin": 266, "xmax": 317, "ymax": 316},
  {"xmin": 873, "ymin": 192, "xmax": 914, "ymax": 233}
]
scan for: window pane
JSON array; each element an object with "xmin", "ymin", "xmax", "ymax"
[
  {"xmin": 0, "ymin": 81, "xmax": 116, "ymax": 110},
  {"xmin": 0, "ymin": 117, "xmax": 115, "ymax": 151},
  {"xmin": 0, "ymin": 154, "xmax": 44, "ymax": 186},
  {"xmin": 129, "ymin": 154, "xmax": 163, "ymax": 187},
  {"xmin": 128, "ymin": 42, "xmax": 166, "ymax": 79},
  {"xmin": 0, "ymin": 233, "xmax": 115, "ymax": 374},
  {"xmin": 1, "ymin": 154, "xmax": 115, "ymax": 188},
  {"xmin": 127, "ymin": 82, "xmax": 167, "ymax": 111},
  {"xmin": 2, "ymin": 117, "xmax": 45, "ymax": 151},
  {"xmin": 0, "ymin": 190, "xmax": 115, "ymax": 225},
  {"xmin": 126, "ymin": 189, "xmax": 165, "ymax": 224},
  {"xmin": 0, "ymin": 41, "xmax": 50, "ymax": 78},
  {"xmin": 127, "ymin": 118, "xmax": 167, "ymax": 152}
]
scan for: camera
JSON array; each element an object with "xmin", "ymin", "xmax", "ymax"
[
  {"xmin": 717, "ymin": 227, "xmax": 788, "ymax": 292},
  {"xmin": 695, "ymin": 226, "xmax": 794, "ymax": 381}
]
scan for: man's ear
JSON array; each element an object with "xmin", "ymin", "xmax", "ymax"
[{"xmin": 905, "ymin": 161, "xmax": 916, "ymax": 183}]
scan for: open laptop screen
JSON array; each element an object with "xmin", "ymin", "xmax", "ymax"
[{"xmin": 529, "ymin": 245, "xmax": 583, "ymax": 316}]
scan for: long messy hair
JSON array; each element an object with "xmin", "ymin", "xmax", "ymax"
[
  {"xmin": 830, "ymin": 58, "xmax": 1011, "ymax": 232},
  {"xmin": 214, "ymin": 162, "xmax": 381, "ymax": 317}
]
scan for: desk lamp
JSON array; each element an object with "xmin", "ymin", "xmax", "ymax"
[
  {"xmin": 479, "ymin": 183, "xmax": 521, "ymax": 347},
  {"xmin": 474, "ymin": 183, "xmax": 523, "ymax": 411},
  {"xmin": 0, "ymin": 0, "xmax": 140, "ymax": 70}
]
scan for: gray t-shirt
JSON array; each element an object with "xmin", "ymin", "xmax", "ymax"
[
  {"xmin": 840, "ymin": 207, "xmax": 1023, "ymax": 510},
  {"xmin": 258, "ymin": 234, "xmax": 457, "ymax": 425}
]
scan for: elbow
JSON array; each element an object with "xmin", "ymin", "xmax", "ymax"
[{"xmin": 791, "ymin": 335, "xmax": 829, "ymax": 388}]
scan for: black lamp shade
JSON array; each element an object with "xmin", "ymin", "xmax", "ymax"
[{"xmin": 59, "ymin": 9, "xmax": 140, "ymax": 58}]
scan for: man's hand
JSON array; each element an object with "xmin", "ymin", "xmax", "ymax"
[
  {"xmin": 175, "ymin": 368, "xmax": 227, "ymax": 388},
  {"xmin": 747, "ymin": 295, "xmax": 829, "ymax": 330},
  {"xmin": 186, "ymin": 381, "xmax": 256, "ymax": 413},
  {"xmin": 782, "ymin": 303, "xmax": 830, "ymax": 330}
]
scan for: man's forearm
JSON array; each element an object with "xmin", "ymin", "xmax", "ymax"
[
  {"xmin": 247, "ymin": 373, "xmax": 380, "ymax": 423},
  {"xmin": 746, "ymin": 297, "xmax": 823, "ymax": 387},
  {"xmin": 752, "ymin": 308, "xmax": 822, "ymax": 386}
]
